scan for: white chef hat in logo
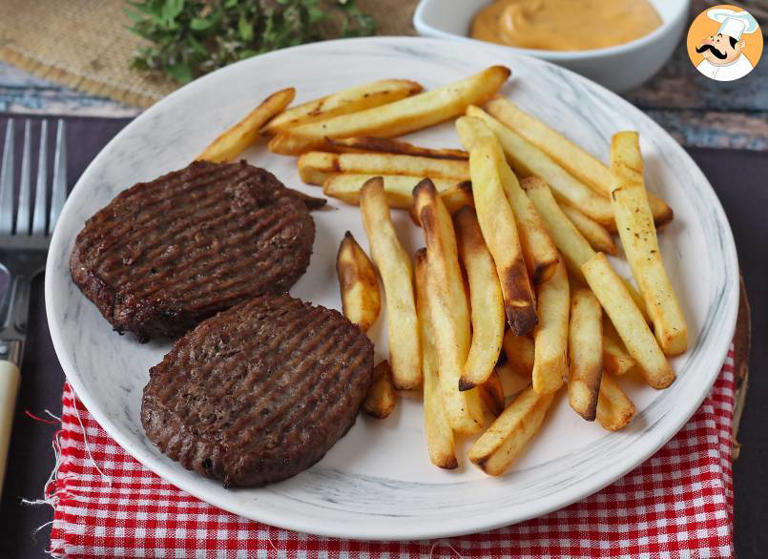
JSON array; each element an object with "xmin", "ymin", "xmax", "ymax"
[{"xmin": 707, "ymin": 8, "xmax": 759, "ymax": 40}]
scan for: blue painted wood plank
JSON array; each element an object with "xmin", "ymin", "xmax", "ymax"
[{"xmin": 0, "ymin": 62, "xmax": 139, "ymax": 117}]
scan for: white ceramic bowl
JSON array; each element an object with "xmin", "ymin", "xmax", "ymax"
[{"xmin": 413, "ymin": 0, "xmax": 690, "ymax": 92}]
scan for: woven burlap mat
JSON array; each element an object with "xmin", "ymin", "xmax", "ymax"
[{"xmin": 0, "ymin": 0, "xmax": 418, "ymax": 108}]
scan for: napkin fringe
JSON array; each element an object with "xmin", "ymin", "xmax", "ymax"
[
  {"xmin": 18, "ymin": 414, "xmax": 67, "ymax": 558},
  {"xmin": 21, "ymin": 390, "xmax": 112, "ymax": 557}
]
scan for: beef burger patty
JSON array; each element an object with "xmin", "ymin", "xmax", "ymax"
[
  {"xmin": 141, "ymin": 293, "xmax": 374, "ymax": 487},
  {"xmin": 71, "ymin": 160, "xmax": 319, "ymax": 341}
]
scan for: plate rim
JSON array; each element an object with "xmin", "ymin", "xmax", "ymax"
[{"xmin": 45, "ymin": 36, "xmax": 740, "ymax": 540}]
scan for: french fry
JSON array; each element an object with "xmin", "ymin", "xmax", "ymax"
[
  {"xmin": 561, "ymin": 204, "xmax": 617, "ymax": 255},
  {"xmin": 197, "ymin": 87, "xmax": 295, "ymax": 163},
  {"xmin": 532, "ymin": 259, "xmax": 569, "ymax": 395},
  {"xmin": 582, "ymin": 252, "xmax": 675, "ymax": 389},
  {"xmin": 456, "ymin": 116, "xmax": 559, "ymax": 283},
  {"xmin": 269, "ymin": 66, "xmax": 511, "ymax": 154},
  {"xmin": 327, "ymin": 136, "xmax": 468, "ymax": 160},
  {"xmin": 415, "ymin": 249, "xmax": 458, "ymax": 469},
  {"xmin": 610, "ymin": 132, "xmax": 687, "ymax": 356},
  {"xmin": 497, "ymin": 332, "xmax": 534, "ymax": 395},
  {"xmin": 336, "ymin": 231, "xmax": 381, "ymax": 332},
  {"xmin": 363, "ymin": 361, "xmax": 397, "ymax": 419},
  {"xmin": 413, "ymin": 179, "xmax": 485, "ymax": 434},
  {"xmin": 360, "ymin": 178, "xmax": 421, "ymax": 389},
  {"xmin": 483, "ymin": 97, "xmax": 673, "ymax": 226},
  {"xmin": 324, "ymin": 174, "xmax": 462, "ymax": 210},
  {"xmin": 522, "ymin": 176, "xmax": 594, "ymax": 276},
  {"xmin": 479, "ymin": 370, "xmax": 506, "ymax": 419},
  {"xmin": 502, "ymin": 331, "xmax": 535, "ymax": 378},
  {"xmin": 495, "ymin": 360, "xmax": 532, "ymax": 396},
  {"xmin": 454, "ymin": 207, "xmax": 505, "ymax": 389},
  {"xmin": 468, "ymin": 386, "xmax": 555, "ymax": 476},
  {"xmin": 466, "ymin": 125, "xmax": 538, "ymax": 335},
  {"xmin": 596, "ymin": 374, "xmax": 636, "ymax": 431},
  {"xmin": 466, "ymin": 105, "xmax": 615, "ymax": 226},
  {"xmin": 298, "ymin": 151, "xmax": 470, "ymax": 185},
  {"xmin": 297, "ymin": 152, "xmax": 338, "ymax": 185},
  {"xmin": 603, "ymin": 319, "xmax": 637, "ymax": 376},
  {"xmin": 437, "ymin": 181, "xmax": 475, "ymax": 216},
  {"xmin": 523, "ymin": 176, "xmax": 650, "ymax": 321},
  {"xmin": 261, "ymin": 79, "xmax": 423, "ymax": 134},
  {"xmin": 568, "ymin": 288, "xmax": 603, "ymax": 421}
]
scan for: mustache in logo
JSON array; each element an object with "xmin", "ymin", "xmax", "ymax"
[{"xmin": 696, "ymin": 43, "xmax": 728, "ymax": 59}]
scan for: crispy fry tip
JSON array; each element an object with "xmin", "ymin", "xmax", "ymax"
[{"xmin": 459, "ymin": 378, "xmax": 476, "ymax": 391}]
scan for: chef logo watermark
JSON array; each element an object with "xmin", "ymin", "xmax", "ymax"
[{"xmin": 687, "ymin": 5, "xmax": 762, "ymax": 81}]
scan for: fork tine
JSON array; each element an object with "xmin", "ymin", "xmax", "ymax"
[
  {"xmin": 0, "ymin": 120, "xmax": 15, "ymax": 235},
  {"xmin": 48, "ymin": 119, "xmax": 67, "ymax": 235},
  {"xmin": 16, "ymin": 120, "xmax": 32, "ymax": 235},
  {"xmin": 31, "ymin": 120, "xmax": 48, "ymax": 236}
]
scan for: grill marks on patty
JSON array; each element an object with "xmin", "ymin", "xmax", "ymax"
[
  {"xmin": 72, "ymin": 161, "xmax": 371, "ymax": 487},
  {"xmin": 141, "ymin": 293, "xmax": 374, "ymax": 487},
  {"xmin": 70, "ymin": 161, "xmax": 316, "ymax": 341}
]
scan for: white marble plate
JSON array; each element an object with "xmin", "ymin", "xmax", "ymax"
[{"xmin": 45, "ymin": 37, "xmax": 739, "ymax": 540}]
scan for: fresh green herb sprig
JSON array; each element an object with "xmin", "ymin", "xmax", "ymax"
[{"xmin": 126, "ymin": 0, "xmax": 376, "ymax": 83}]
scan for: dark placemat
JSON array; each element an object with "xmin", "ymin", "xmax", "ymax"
[
  {"xmin": 0, "ymin": 115, "xmax": 130, "ymax": 559},
  {"xmin": 0, "ymin": 114, "xmax": 763, "ymax": 559}
]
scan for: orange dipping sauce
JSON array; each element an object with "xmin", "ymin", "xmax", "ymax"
[{"xmin": 471, "ymin": 0, "xmax": 662, "ymax": 51}]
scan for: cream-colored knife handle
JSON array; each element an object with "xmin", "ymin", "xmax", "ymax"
[{"xmin": 0, "ymin": 360, "xmax": 20, "ymax": 497}]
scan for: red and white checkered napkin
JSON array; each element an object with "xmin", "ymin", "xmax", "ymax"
[{"xmin": 48, "ymin": 349, "xmax": 735, "ymax": 558}]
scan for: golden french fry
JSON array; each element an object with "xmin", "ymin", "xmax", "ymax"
[
  {"xmin": 483, "ymin": 97, "xmax": 673, "ymax": 227},
  {"xmin": 532, "ymin": 259, "xmax": 569, "ymax": 394},
  {"xmin": 596, "ymin": 374, "xmax": 636, "ymax": 431},
  {"xmin": 479, "ymin": 369, "xmax": 506, "ymax": 419},
  {"xmin": 582, "ymin": 252, "xmax": 675, "ymax": 389},
  {"xmin": 297, "ymin": 152, "xmax": 338, "ymax": 185},
  {"xmin": 455, "ymin": 114, "xmax": 495, "ymax": 150},
  {"xmin": 299, "ymin": 151, "xmax": 471, "ymax": 186},
  {"xmin": 468, "ymin": 386, "xmax": 555, "ymax": 476},
  {"xmin": 327, "ymin": 136, "xmax": 468, "ymax": 160},
  {"xmin": 360, "ymin": 178, "xmax": 421, "ymax": 389},
  {"xmin": 502, "ymin": 331, "xmax": 535, "ymax": 378},
  {"xmin": 495, "ymin": 360, "xmax": 532, "ymax": 396},
  {"xmin": 414, "ymin": 179, "xmax": 485, "ymax": 434},
  {"xmin": 324, "ymin": 173, "xmax": 462, "ymax": 210},
  {"xmin": 456, "ymin": 116, "xmax": 559, "ymax": 283},
  {"xmin": 454, "ymin": 207, "xmax": 505, "ymax": 389},
  {"xmin": 497, "ymin": 331, "xmax": 534, "ymax": 395},
  {"xmin": 523, "ymin": 176, "xmax": 650, "ymax": 321},
  {"xmin": 415, "ymin": 249, "xmax": 458, "ymax": 469},
  {"xmin": 439, "ymin": 181, "xmax": 475, "ymax": 216},
  {"xmin": 197, "ymin": 87, "xmax": 295, "ymax": 163},
  {"xmin": 336, "ymin": 231, "xmax": 381, "ymax": 332},
  {"xmin": 603, "ymin": 319, "xmax": 637, "ymax": 375},
  {"xmin": 363, "ymin": 361, "xmax": 397, "ymax": 419},
  {"xmin": 610, "ymin": 132, "xmax": 687, "ymax": 356},
  {"xmin": 466, "ymin": 105, "xmax": 615, "ymax": 226},
  {"xmin": 568, "ymin": 288, "xmax": 603, "ymax": 420},
  {"xmin": 261, "ymin": 79, "xmax": 423, "ymax": 134},
  {"xmin": 561, "ymin": 204, "xmax": 617, "ymax": 255},
  {"xmin": 269, "ymin": 66, "xmax": 511, "ymax": 154},
  {"xmin": 466, "ymin": 125, "xmax": 538, "ymax": 335},
  {"xmin": 522, "ymin": 176, "xmax": 594, "ymax": 276},
  {"xmin": 409, "ymin": 181, "xmax": 475, "ymax": 225}
]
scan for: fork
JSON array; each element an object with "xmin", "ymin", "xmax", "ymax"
[{"xmin": 0, "ymin": 118, "xmax": 67, "ymax": 496}]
